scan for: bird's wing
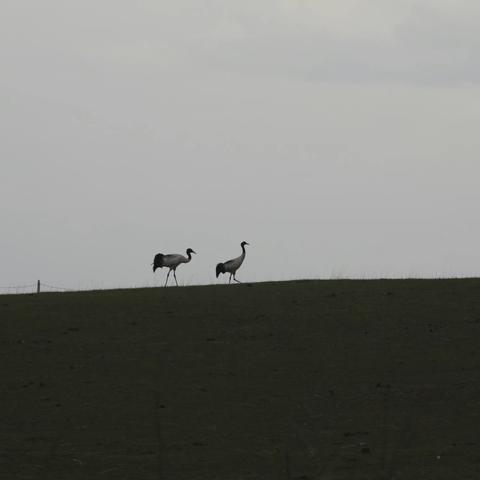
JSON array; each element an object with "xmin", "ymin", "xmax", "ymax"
[
  {"xmin": 153, "ymin": 253, "xmax": 164, "ymax": 263},
  {"xmin": 162, "ymin": 254, "xmax": 186, "ymax": 268},
  {"xmin": 153, "ymin": 253, "xmax": 165, "ymax": 271},
  {"xmin": 224, "ymin": 255, "xmax": 243, "ymax": 271}
]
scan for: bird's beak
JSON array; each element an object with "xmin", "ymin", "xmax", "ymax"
[{"xmin": 192, "ymin": 250, "xmax": 197, "ymax": 254}]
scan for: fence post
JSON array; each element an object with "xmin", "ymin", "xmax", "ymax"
[{"xmin": 37, "ymin": 280, "xmax": 41, "ymax": 294}]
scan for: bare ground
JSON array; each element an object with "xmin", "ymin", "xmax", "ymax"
[{"xmin": 1, "ymin": 279, "xmax": 480, "ymax": 479}]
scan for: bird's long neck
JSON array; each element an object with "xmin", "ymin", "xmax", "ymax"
[
  {"xmin": 186, "ymin": 251, "xmax": 192, "ymax": 262},
  {"xmin": 241, "ymin": 244, "xmax": 246, "ymax": 257}
]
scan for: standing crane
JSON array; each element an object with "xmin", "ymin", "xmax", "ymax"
[
  {"xmin": 153, "ymin": 248, "xmax": 196, "ymax": 287},
  {"xmin": 216, "ymin": 241, "xmax": 249, "ymax": 284}
]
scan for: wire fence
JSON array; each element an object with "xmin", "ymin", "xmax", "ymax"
[
  {"xmin": 0, "ymin": 284, "xmax": 37, "ymax": 294},
  {"xmin": 0, "ymin": 281, "xmax": 70, "ymax": 295},
  {"xmin": 0, "ymin": 281, "xmax": 165, "ymax": 295},
  {"xmin": 41, "ymin": 283, "xmax": 69, "ymax": 292}
]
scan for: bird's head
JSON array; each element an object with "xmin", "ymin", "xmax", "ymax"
[
  {"xmin": 241, "ymin": 241, "xmax": 249, "ymax": 247},
  {"xmin": 186, "ymin": 248, "xmax": 196, "ymax": 255}
]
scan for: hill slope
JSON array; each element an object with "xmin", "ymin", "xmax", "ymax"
[{"xmin": 1, "ymin": 279, "xmax": 480, "ymax": 479}]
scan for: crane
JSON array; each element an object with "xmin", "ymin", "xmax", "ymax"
[
  {"xmin": 153, "ymin": 248, "xmax": 196, "ymax": 287},
  {"xmin": 216, "ymin": 241, "xmax": 249, "ymax": 284}
]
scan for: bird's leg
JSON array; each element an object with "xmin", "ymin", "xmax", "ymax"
[
  {"xmin": 173, "ymin": 270, "xmax": 179, "ymax": 287},
  {"xmin": 233, "ymin": 275, "xmax": 241, "ymax": 283},
  {"xmin": 164, "ymin": 270, "xmax": 171, "ymax": 287},
  {"xmin": 228, "ymin": 274, "xmax": 232, "ymax": 284}
]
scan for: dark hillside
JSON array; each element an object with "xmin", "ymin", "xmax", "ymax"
[{"xmin": 1, "ymin": 279, "xmax": 480, "ymax": 479}]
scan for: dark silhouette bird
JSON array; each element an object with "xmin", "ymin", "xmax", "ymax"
[
  {"xmin": 216, "ymin": 241, "xmax": 249, "ymax": 284},
  {"xmin": 153, "ymin": 248, "xmax": 196, "ymax": 286}
]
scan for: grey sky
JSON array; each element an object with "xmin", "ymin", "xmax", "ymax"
[{"xmin": 1, "ymin": 1, "xmax": 480, "ymax": 289}]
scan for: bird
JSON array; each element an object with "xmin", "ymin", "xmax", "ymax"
[
  {"xmin": 216, "ymin": 241, "xmax": 249, "ymax": 284},
  {"xmin": 152, "ymin": 248, "xmax": 196, "ymax": 287}
]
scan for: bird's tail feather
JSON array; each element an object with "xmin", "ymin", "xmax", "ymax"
[
  {"xmin": 216, "ymin": 262, "xmax": 225, "ymax": 278},
  {"xmin": 153, "ymin": 253, "xmax": 164, "ymax": 272}
]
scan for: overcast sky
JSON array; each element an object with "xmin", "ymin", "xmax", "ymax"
[{"xmin": 1, "ymin": 1, "xmax": 480, "ymax": 290}]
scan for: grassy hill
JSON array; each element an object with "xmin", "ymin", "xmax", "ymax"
[{"xmin": 1, "ymin": 279, "xmax": 480, "ymax": 479}]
